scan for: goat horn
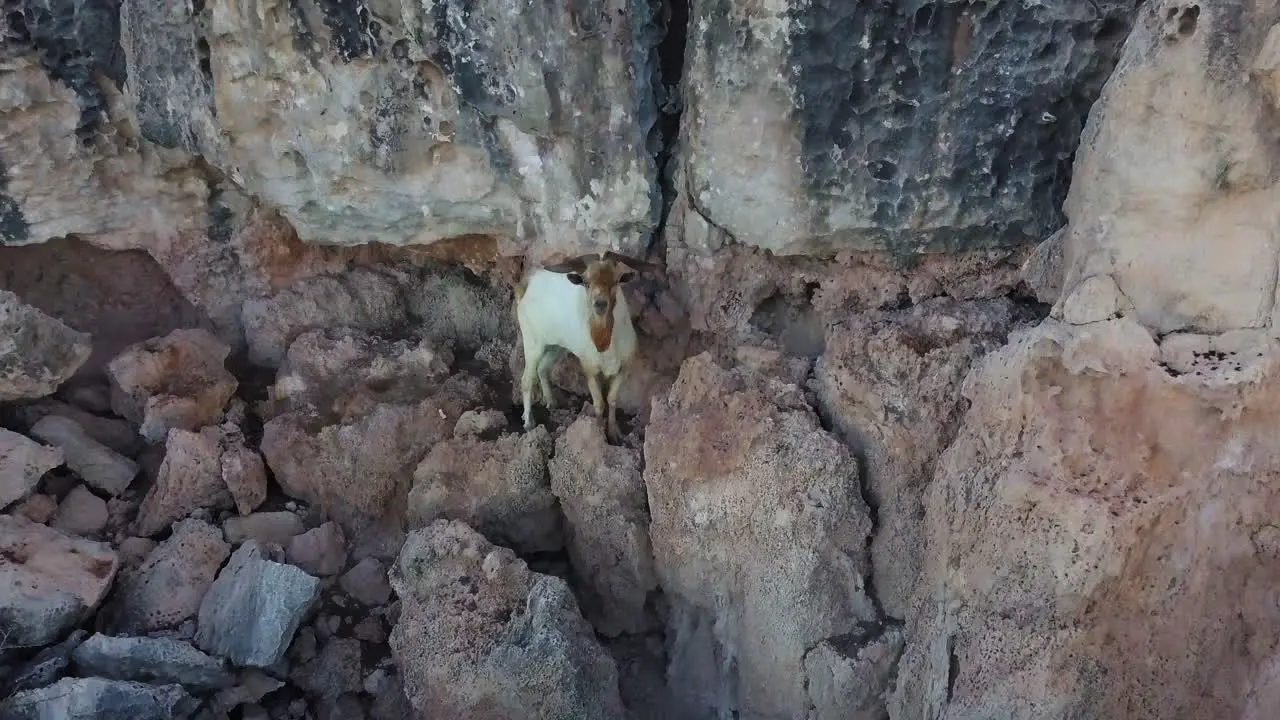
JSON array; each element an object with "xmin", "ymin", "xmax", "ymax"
[{"xmin": 603, "ymin": 250, "xmax": 663, "ymax": 272}]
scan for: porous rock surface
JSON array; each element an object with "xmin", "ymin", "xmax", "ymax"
[
  {"xmin": 101, "ymin": 518, "xmax": 229, "ymax": 634},
  {"xmin": 388, "ymin": 519, "xmax": 626, "ymax": 720},
  {"xmin": 0, "ymin": 289, "xmax": 92, "ymax": 402},
  {"xmin": 0, "ymin": 427, "xmax": 62, "ymax": 510},
  {"xmin": 644, "ymin": 352, "xmax": 878, "ymax": 719},
  {"xmin": 0, "ymin": 676, "xmax": 197, "ymax": 720},
  {"xmin": 134, "ymin": 427, "xmax": 234, "ymax": 536}
]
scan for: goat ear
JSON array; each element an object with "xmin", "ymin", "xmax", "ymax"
[
  {"xmin": 617, "ymin": 270, "xmax": 637, "ymax": 284},
  {"xmin": 566, "ymin": 272, "xmax": 585, "ymax": 285}
]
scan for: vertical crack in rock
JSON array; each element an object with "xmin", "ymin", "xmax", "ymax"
[
  {"xmin": 646, "ymin": 0, "xmax": 686, "ymax": 249},
  {"xmin": 6, "ymin": 0, "xmax": 126, "ymax": 144},
  {"xmin": 0, "ymin": 156, "xmax": 31, "ymax": 245}
]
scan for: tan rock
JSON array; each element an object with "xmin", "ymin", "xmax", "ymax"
[
  {"xmin": 644, "ymin": 352, "xmax": 877, "ymax": 718},
  {"xmin": 891, "ymin": 317, "xmax": 1280, "ymax": 720},
  {"xmin": 219, "ymin": 442, "xmax": 268, "ymax": 516},
  {"xmin": 15, "ymin": 492, "xmax": 59, "ymax": 524},
  {"xmin": 406, "ymin": 427, "xmax": 561, "ymax": 554},
  {"xmin": 0, "ymin": 427, "xmax": 63, "ymax": 510},
  {"xmin": 0, "ymin": 515, "xmax": 119, "ymax": 646},
  {"xmin": 811, "ymin": 298, "xmax": 1022, "ymax": 617},
  {"xmin": 103, "ymin": 518, "xmax": 230, "ymax": 634},
  {"xmin": 51, "ymin": 485, "xmax": 110, "ymax": 537},
  {"xmin": 0, "ymin": 289, "xmax": 91, "ymax": 402},
  {"xmin": 135, "ymin": 428, "xmax": 234, "ymax": 536},
  {"xmin": 548, "ymin": 415, "xmax": 657, "ymax": 637},
  {"xmin": 107, "ymin": 329, "xmax": 238, "ymax": 444},
  {"xmin": 388, "ymin": 519, "xmax": 625, "ymax": 720}
]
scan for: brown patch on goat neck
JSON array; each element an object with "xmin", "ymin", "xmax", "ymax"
[
  {"xmin": 590, "ymin": 313, "xmax": 615, "ymax": 352},
  {"xmin": 586, "ymin": 263, "xmax": 622, "ymax": 352}
]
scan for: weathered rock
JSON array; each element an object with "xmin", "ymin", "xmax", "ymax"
[
  {"xmin": 135, "ymin": 428, "xmax": 235, "ymax": 536},
  {"xmin": 452, "ymin": 409, "xmax": 509, "ymax": 437},
  {"xmin": 102, "ymin": 518, "xmax": 229, "ymax": 634},
  {"xmin": 262, "ymin": 363, "xmax": 490, "ymax": 532},
  {"xmin": 892, "ymin": 318, "xmax": 1280, "ymax": 719},
  {"xmin": 338, "ymin": 558, "xmax": 393, "ymax": 607},
  {"xmin": 548, "ymin": 416, "xmax": 657, "ymax": 637},
  {"xmin": 286, "ymin": 521, "xmax": 349, "ymax": 577},
  {"xmin": 28, "ymin": 415, "xmax": 138, "ymax": 496},
  {"xmin": 407, "ymin": 426, "xmax": 561, "ymax": 554},
  {"xmin": 106, "ymin": 329, "xmax": 238, "ymax": 444},
  {"xmin": 11, "ymin": 399, "xmax": 143, "ymax": 457},
  {"xmin": 805, "ymin": 625, "xmax": 904, "ymax": 720},
  {"xmin": 0, "ymin": 427, "xmax": 62, "ymax": 510},
  {"xmin": 72, "ymin": 634, "xmax": 234, "ymax": 690},
  {"xmin": 0, "ymin": 289, "xmax": 92, "ymax": 402},
  {"xmin": 220, "ymin": 443, "xmax": 268, "ymax": 516},
  {"xmin": 678, "ymin": 0, "xmax": 1138, "ymax": 254},
  {"xmin": 810, "ymin": 298, "xmax": 1022, "ymax": 617},
  {"xmin": 389, "ymin": 519, "xmax": 625, "ymax": 720},
  {"xmin": 644, "ymin": 352, "xmax": 877, "ymax": 719},
  {"xmin": 223, "ymin": 511, "xmax": 306, "ymax": 547},
  {"xmin": 4, "ymin": 628, "xmax": 87, "ymax": 695},
  {"xmin": 51, "ymin": 485, "xmax": 109, "ymax": 536},
  {"xmin": 115, "ymin": 537, "xmax": 157, "ymax": 569},
  {"xmin": 0, "ymin": 677, "xmax": 196, "ymax": 720},
  {"xmin": 196, "ymin": 541, "xmax": 321, "ymax": 668},
  {"xmin": 0, "ymin": 515, "xmax": 118, "ymax": 646},
  {"xmin": 13, "ymin": 493, "xmax": 58, "ymax": 524},
  {"xmin": 291, "ymin": 637, "xmax": 363, "ymax": 699},
  {"xmin": 1060, "ymin": 0, "xmax": 1280, "ymax": 334}
]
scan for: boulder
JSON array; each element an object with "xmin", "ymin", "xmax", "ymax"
[
  {"xmin": 643, "ymin": 352, "xmax": 878, "ymax": 719},
  {"xmin": 106, "ymin": 329, "xmax": 238, "ymax": 444},
  {"xmin": 5, "ymin": 628, "xmax": 87, "ymax": 695},
  {"xmin": 28, "ymin": 415, "xmax": 138, "ymax": 496},
  {"xmin": 195, "ymin": 541, "xmax": 321, "ymax": 668},
  {"xmin": 286, "ymin": 521, "xmax": 349, "ymax": 577},
  {"xmin": 388, "ymin": 519, "xmax": 625, "ymax": 720},
  {"xmin": 134, "ymin": 428, "xmax": 234, "ymax": 536},
  {"xmin": 0, "ymin": 427, "xmax": 62, "ymax": 510},
  {"xmin": 222, "ymin": 511, "xmax": 306, "ymax": 547},
  {"xmin": 548, "ymin": 416, "xmax": 657, "ymax": 637},
  {"xmin": 9, "ymin": 399, "xmax": 142, "ymax": 457},
  {"xmin": 0, "ymin": 677, "xmax": 196, "ymax": 720},
  {"xmin": 291, "ymin": 637, "xmax": 363, "ymax": 700},
  {"xmin": 0, "ymin": 515, "xmax": 118, "ymax": 646},
  {"xmin": 220, "ymin": 443, "xmax": 268, "ymax": 516},
  {"xmin": 805, "ymin": 625, "xmax": 905, "ymax": 720},
  {"xmin": 891, "ymin": 319, "xmax": 1280, "ymax": 719},
  {"xmin": 810, "ymin": 298, "xmax": 1022, "ymax": 616},
  {"xmin": 338, "ymin": 558, "xmax": 393, "ymax": 607},
  {"xmin": 0, "ymin": 289, "xmax": 92, "ymax": 402},
  {"xmin": 407, "ymin": 427, "xmax": 562, "ymax": 554},
  {"xmin": 101, "ymin": 518, "xmax": 229, "ymax": 634},
  {"xmin": 72, "ymin": 634, "xmax": 234, "ymax": 691},
  {"xmin": 50, "ymin": 485, "xmax": 110, "ymax": 537},
  {"xmin": 677, "ymin": 0, "xmax": 1139, "ymax": 255}
]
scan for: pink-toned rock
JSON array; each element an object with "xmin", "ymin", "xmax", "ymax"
[
  {"xmin": 644, "ymin": 352, "xmax": 877, "ymax": 719},
  {"xmin": 102, "ymin": 518, "xmax": 230, "ymax": 634},
  {"xmin": 406, "ymin": 427, "xmax": 561, "ymax": 554},
  {"xmin": 0, "ymin": 514, "xmax": 118, "ymax": 646},
  {"xmin": 548, "ymin": 416, "xmax": 657, "ymax": 637},
  {"xmin": 107, "ymin": 329, "xmax": 238, "ymax": 444},
  {"xmin": 135, "ymin": 428, "xmax": 234, "ymax": 536},
  {"xmin": 286, "ymin": 522, "xmax": 348, "ymax": 577},
  {"xmin": 15, "ymin": 492, "xmax": 58, "ymax": 524},
  {"xmin": 452, "ymin": 409, "xmax": 508, "ymax": 437},
  {"xmin": 223, "ymin": 511, "xmax": 306, "ymax": 548},
  {"xmin": 0, "ymin": 426, "xmax": 62, "ymax": 509},
  {"xmin": 220, "ymin": 442, "xmax": 268, "ymax": 516},
  {"xmin": 51, "ymin": 485, "xmax": 109, "ymax": 537},
  {"xmin": 116, "ymin": 536, "xmax": 158, "ymax": 569},
  {"xmin": 338, "ymin": 558, "xmax": 392, "ymax": 606},
  {"xmin": 891, "ymin": 318, "xmax": 1280, "ymax": 720}
]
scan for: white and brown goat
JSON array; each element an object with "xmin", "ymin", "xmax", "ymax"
[{"xmin": 515, "ymin": 251, "xmax": 658, "ymax": 442}]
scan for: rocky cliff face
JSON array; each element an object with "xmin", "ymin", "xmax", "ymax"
[{"xmin": 3, "ymin": 0, "xmax": 1276, "ymax": 719}]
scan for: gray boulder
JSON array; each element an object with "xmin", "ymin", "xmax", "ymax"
[
  {"xmin": 195, "ymin": 541, "xmax": 321, "ymax": 667},
  {"xmin": 0, "ymin": 290, "xmax": 91, "ymax": 403},
  {"xmin": 72, "ymin": 633, "xmax": 234, "ymax": 691},
  {"xmin": 0, "ymin": 677, "xmax": 196, "ymax": 720}
]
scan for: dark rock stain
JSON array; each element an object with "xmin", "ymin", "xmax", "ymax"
[
  {"xmin": 785, "ymin": 0, "xmax": 1143, "ymax": 255},
  {"xmin": 314, "ymin": 0, "xmax": 379, "ymax": 62}
]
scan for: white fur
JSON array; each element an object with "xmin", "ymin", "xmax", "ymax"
[{"xmin": 516, "ymin": 267, "xmax": 637, "ymax": 434}]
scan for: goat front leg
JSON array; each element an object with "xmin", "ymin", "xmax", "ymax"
[
  {"xmin": 604, "ymin": 367, "xmax": 627, "ymax": 443},
  {"xmin": 521, "ymin": 344, "xmax": 545, "ymax": 431},
  {"xmin": 586, "ymin": 371, "xmax": 607, "ymax": 428},
  {"xmin": 537, "ymin": 350, "xmax": 557, "ymax": 408}
]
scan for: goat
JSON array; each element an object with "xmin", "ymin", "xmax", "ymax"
[{"xmin": 515, "ymin": 251, "xmax": 659, "ymax": 442}]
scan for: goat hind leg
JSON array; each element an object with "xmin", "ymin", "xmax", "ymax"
[
  {"xmin": 537, "ymin": 350, "xmax": 557, "ymax": 408},
  {"xmin": 520, "ymin": 345, "xmax": 544, "ymax": 431}
]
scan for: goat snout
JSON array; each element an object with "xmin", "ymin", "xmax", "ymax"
[{"xmin": 593, "ymin": 297, "xmax": 610, "ymax": 315}]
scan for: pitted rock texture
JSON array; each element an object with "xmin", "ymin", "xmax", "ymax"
[
  {"xmin": 0, "ymin": 289, "xmax": 91, "ymax": 402},
  {"xmin": 134, "ymin": 427, "xmax": 234, "ymax": 536},
  {"xmin": 643, "ymin": 352, "xmax": 878, "ymax": 719},
  {"xmin": 388, "ymin": 519, "xmax": 626, "ymax": 720},
  {"xmin": 811, "ymin": 297, "xmax": 1026, "ymax": 617},
  {"xmin": 1060, "ymin": 0, "xmax": 1280, "ymax": 334},
  {"xmin": 0, "ymin": 515, "xmax": 119, "ymax": 646},
  {"xmin": 892, "ymin": 319, "xmax": 1280, "ymax": 720},
  {"xmin": 102, "ymin": 518, "xmax": 229, "ymax": 634},
  {"xmin": 680, "ymin": 0, "xmax": 1140, "ymax": 254}
]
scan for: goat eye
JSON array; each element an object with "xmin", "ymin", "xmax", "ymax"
[
  {"xmin": 566, "ymin": 273, "xmax": 584, "ymax": 285},
  {"xmin": 619, "ymin": 271, "xmax": 636, "ymax": 283}
]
